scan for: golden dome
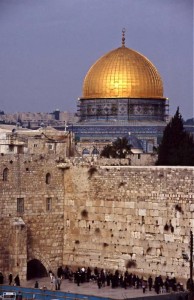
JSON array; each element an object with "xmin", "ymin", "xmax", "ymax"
[{"xmin": 82, "ymin": 46, "xmax": 164, "ymax": 99}]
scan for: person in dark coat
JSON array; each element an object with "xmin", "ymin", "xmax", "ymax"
[
  {"xmin": 148, "ymin": 275, "xmax": 153, "ymax": 291},
  {"xmin": 14, "ymin": 274, "xmax": 20, "ymax": 286},
  {"xmin": 9, "ymin": 273, "xmax": 13, "ymax": 285},
  {"xmin": 106, "ymin": 272, "xmax": 111, "ymax": 286},
  {"xmin": 97, "ymin": 276, "xmax": 102, "ymax": 289},
  {"xmin": 57, "ymin": 266, "xmax": 63, "ymax": 279},
  {"xmin": 0, "ymin": 272, "xmax": 4, "ymax": 284}
]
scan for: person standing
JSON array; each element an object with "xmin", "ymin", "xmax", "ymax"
[
  {"xmin": 97, "ymin": 276, "xmax": 102, "ymax": 289},
  {"xmin": 8, "ymin": 273, "xmax": 13, "ymax": 285},
  {"xmin": 56, "ymin": 277, "xmax": 61, "ymax": 290},
  {"xmin": 14, "ymin": 274, "xmax": 20, "ymax": 286},
  {"xmin": 148, "ymin": 275, "xmax": 153, "ymax": 291},
  {"xmin": 0, "ymin": 272, "xmax": 4, "ymax": 284}
]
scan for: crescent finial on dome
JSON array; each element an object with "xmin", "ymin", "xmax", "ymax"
[{"xmin": 122, "ymin": 28, "xmax": 126, "ymax": 47}]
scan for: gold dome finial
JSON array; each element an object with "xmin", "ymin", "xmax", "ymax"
[{"xmin": 122, "ymin": 28, "xmax": 126, "ymax": 47}]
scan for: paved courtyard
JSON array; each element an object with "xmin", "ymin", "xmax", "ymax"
[{"xmin": 19, "ymin": 276, "xmax": 177, "ymax": 300}]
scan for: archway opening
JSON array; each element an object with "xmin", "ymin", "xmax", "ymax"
[{"xmin": 27, "ymin": 259, "xmax": 48, "ymax": 280}]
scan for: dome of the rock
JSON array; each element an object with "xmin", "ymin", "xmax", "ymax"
[{"xmin": 82, "ymin": 46, "xmax": 164, "ymax": 99}]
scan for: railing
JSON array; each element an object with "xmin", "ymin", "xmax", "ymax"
[
  {"xmin": 0, "ymin": 285, "xmax": 189, "ymax": 300},
  {"xmin": 0, "ymin": 285, "xmax": 110, "ymax": 300}
]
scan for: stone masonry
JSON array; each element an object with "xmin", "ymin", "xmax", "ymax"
[
  {"xmin": 63, "ymin": 164, "xmax": 194, "ymax": 282},
  {"xmin": 0, "ymin": 153, "xmax": 193, "ymax": 282},
  {"xmin": 0, "ymin": 153, "xmax": 65, "ymax": 279}
]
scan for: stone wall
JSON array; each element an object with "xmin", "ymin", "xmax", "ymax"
[
  {"xmin": 0, "ymin": 154, "xmax": 65, "ymax": 279},
  {"xmin": 0, "ymin": 154, "xmax": 193, "ymax": 282},
  {"xmin": 63, "ymin": 164, "xmax": 194, "ymax": 282}
]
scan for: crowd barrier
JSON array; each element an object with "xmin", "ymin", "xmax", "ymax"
[{"xmin": 0, "ymin": 284, "xmax": 189, "ymax": 300}]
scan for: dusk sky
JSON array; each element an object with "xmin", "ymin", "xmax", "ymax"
[{"xmin": 0, "ymin": 0, "xmax": 193, "ymax": 120}]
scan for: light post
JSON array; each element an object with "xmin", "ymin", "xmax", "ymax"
[{"xmin": 189, "ymin": 230, "xmax": 194, "ymax": 300}]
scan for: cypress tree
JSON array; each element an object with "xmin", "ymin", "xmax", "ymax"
[{"xmin": 156, "ymin": 107, "xmax": 194, "ymax": 166}]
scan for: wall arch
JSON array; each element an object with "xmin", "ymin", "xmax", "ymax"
[
  {"xmin": 92, "ymin": 148, "xmax": 99, "ymax": 155},
  {"xmin": 27, "ymin": 259, "xmax": 48, "ymax": 280},
  {"xmin": 27, "ymin": 251, "xmax": 50, "ymax": 277},
  {"xmin": 3, "ymin": 167, "xmax": 9, "ymax": 181},
  {"xmin": 46, "ymin": 173, "xmax": 51, "ymax": 184}
]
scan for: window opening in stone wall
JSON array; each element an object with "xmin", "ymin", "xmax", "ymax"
[
  {"xmin": 3, "ymin": 168, "xmax": 9, "ymax": 181},
  {"xmin": 48, "ymin": 144, "xmax": 53, "ymax": 150},
  {"xmin": 9, "ymin": 145, "xmax": 14, "ymax": 152},
  {"xmin": 46, "ymin": 198, "xmax": 52, "ymax": 211},
  {"xmin": 46, "ymin": 173, "xmax": 51, "ymax": 184},
  {"xmin": 17, "ymin": 198, "xmax": 24, "ymax": 213}
]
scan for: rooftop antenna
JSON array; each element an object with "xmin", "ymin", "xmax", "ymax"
[{"xmin": 122, "ymin": 28, "xmax": 126, "ymax": 47}]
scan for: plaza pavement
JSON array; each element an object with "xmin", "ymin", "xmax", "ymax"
[{"xmin": 20, "ymin": 276, "xmax": 172, "ymax": 300}]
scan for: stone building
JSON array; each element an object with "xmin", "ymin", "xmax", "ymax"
[
  {"xmin": 0, "ymin": 110, "xmax": 77, "ymax": 128},
  {"xmin": 0, "ymin": 152, "xmax": 193, "ymax": 283},
  {"xmin": 0, "ymin": 125, "xmax": 74, "ymax": 157}
]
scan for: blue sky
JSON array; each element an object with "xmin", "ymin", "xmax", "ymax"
[{"xmin": 0, "ymin": 0, "xmax": 193, "ymax": 120}]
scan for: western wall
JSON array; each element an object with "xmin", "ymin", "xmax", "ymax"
[{"xmin": 0, "ymin": 153, "xmax": 193, "ymax": 282}]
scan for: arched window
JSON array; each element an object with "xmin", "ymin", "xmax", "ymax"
[
  {"xmin": 82, "ymin": 149, "xmax": 90, "ymax": 155},
  {"xmin": 92, "ymin": 148, "xmax": 99, "ymax": 155},
  {"xmin": 3, "ymin": 168, "xmax": 9, "ymax": 181},
  {"xmin": 45, "ymin": 173, "xmax": 51, "ymax": 184}
]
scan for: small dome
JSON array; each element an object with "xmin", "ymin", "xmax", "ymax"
[
  {"xmin": 82, "ymin": 46, "xmax": 163, "ymax": 99},
  {"xmin": 125, "ymin": 134, "xmax": 144, "ymax": 151}
]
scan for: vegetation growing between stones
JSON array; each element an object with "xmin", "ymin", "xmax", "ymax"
[
  {"xmin": 175, "ymin": 204, "xmax": 183, "ymax": 214},
  {"xmin": 164, "ymin": 222, "xmax": 174, "ymax": 233},
  {"xmin": 95, "ymin": 228, "xmax": 100, "ymax": 234},
  {"xmin": 81, "ymin": 209, "xmax": 88, "ymax": 218},
  {"xmin": 126, "ymin": 259, "xmax": 137, "ymax": 269},
  {"xmin": 88, "ymin": 166, "xmax": 97, "ymax": 178},
  {"xmin": 146, "ymin": 247, "xmax": 152, "ymax": 254},
  {"xmin": 118, "ymin": 181, "xmax": 126, "ymax": 188}
]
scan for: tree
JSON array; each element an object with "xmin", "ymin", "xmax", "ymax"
[
  {"xmin": 156, "ymin": 107, "xmax": 194, "ymax": 166},
  {"xmin": 100, "ymin": 144, "xmax": 114, "ymax": 158},
  {"xmin": 101, "ymin": 137, "xmax": 132, "ymax": 158}
]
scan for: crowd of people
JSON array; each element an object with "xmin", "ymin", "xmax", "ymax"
[
  {"xmin": 49, "ymin": 265, "xmax": 185, "ymax": 294},
  {"xmin": 0, "ymin": 266, "xmax": 187, "ymax": 296},
  {"xmin": 0, "ymin": 272, "xmax": 20, "ymax": 286}
]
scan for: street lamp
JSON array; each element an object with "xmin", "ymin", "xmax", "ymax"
[{"xmin": 189, "ymin": 230, "xmax": 194, "ymax": 300}]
